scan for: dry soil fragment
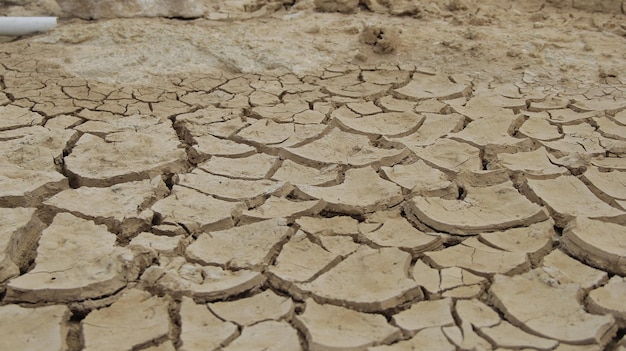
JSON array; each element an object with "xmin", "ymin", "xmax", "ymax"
[
  {"xmin": 367, "ymin": 327, "xmax": 455, "ymax": 351},
  {"xmin": 490, "ymin": 272, "xmax": 617, "ymax": 346},
  {"xmin": 299, "ymin": 246, "xmax": 421, "ymax": 312},
  {"xmin": 186, "ymin": 218, "xmax": 293, "ymax": 270},
  {"xmin": 268, "ymin": 230, "xmax": 341, "ymax": 286},
  {"xmin": 391, "ymin": 298, "xmax": 455, "ymax": 333},
  {"xmin": 494, "ymin": 147, "xmax": 569, "ymax": 180},
  {"xmin": 591, "ymin": 157, "xmax": 626, "ymax": 171},
  {"xmin": 408, "ymin": 181, "xmax": 548, "ymax": 235},
  {"xmin": 82, "ymin": 289, "xmax": 171, "ymax": 351},
  {"xmin": 412, "ymin": 138, "xmax": 482, "ymax": 173},
  {"xmin": 524, "ymin": 176, "xmax": 626, "ymax": 226},
  {"xmin": 423, "ymin": 237, "xmax": 530, "ymax": 275},
  {"xmin": 296, "ymin": 216, "xmax": 359, "ymax": 235},
  {"xmin": 0, "ymin": 207, "xmax": 45, "ymax": 283},
  {"xmin": 358, "ymin": 217, "xmax": 442, "ymax": 256},
  {"xmin": 444, "ymin": 298, "xmax": 499, "ymax": 351},
  {"xmin": 518, "ymin": 116, "xmax": 562, "ymax": 141},
  {"xmin": 235, "ymin": 119, "xmax": 328, "ymax": 149},
  {"xmin": 334, "ymin": 110, "xmax": 424, "ymax": 137},
  {"xmin": 561, "ymin": 217, "xmax": 626, "ymax": 275},
  {"xmin": 142, "ymin": 257, "xmax": 265, "ymax": 301},
  {"xmin": 199, "ymin": 153, "xmax": 277, "ymax": 180},
  {"xmin": 272, "ymin": 160, "xmax": 339, "ymax": 186},
  {"xmin": 478, "ymin": 219, "xmax": 555, "ymax": 265},
  {"xmin": 129, "ymin": 233, "xmax": 186, "ymax": 257},
  {"xmin": 481, "ymin": 320, "xmax": 559, "ymax": 350},
  {"xmin": 175, "ymin": 107, "xmax": 246, "ymax": 138},
  {"xmin": 347, "ymin": 101, "xmax": 383, "ymax": 115},
  {"xmin": 179, "ymin": 297, "xmax": 238, "ymax": 351},
  {"xmin": 44, "ymin": 177, "xmax": 167, "ymax": 237},
  {"xmin": 381, "ymin": 160, "xmax": 457, "ymax": 198},
  {"xmin": 6, "ymin": 213, "xmax": 135, "ymax": 303},
  {"xmin": 587, "ymin": 276, "xmax": 626, "ymax": 327},
  {"xmin": 0, "ymin": 304, "xmax": 69, "ymax": 351},
  {"xmin": 151, "ymin": 185, "xmax": 240, "ymax": 233},
  {"xmin": 594, "ymin": 117, "xmax": 626, "ymax": 141},
  {"xmin": 572, "ymin": 98, "xmax": 626, "ymax": 113},
  {"xmin": 0, "ymin": 105, "xmax": 44, "ymax": 131},
  {"xmin": 295, "ymin": 167, "xmax": 403, "ymax": 215},
  {"xmin": 296, "ymin": 298, "xmax": 401, "ymax": 350},
  {"xmin": 178, "ymin": 169, "xmax": 290, "ymax": 205},
  {"xmin": 251, "ymin": 101, "xmax": 309, "ymax": 122},
  {"xmin": 0, "ymin": 127, "xmax": 75, "ymax": 206},
  {"xmin": 65, "ymin": 124, "xmax": 187, "ymax": 187},
  {"xmin": 242, "ymin": 196, "xmax": 325, "ymax": 222},
  {"xmin": 451, "ymin": 114, "xmax": 534, "ymax": 157},
  {"xmin": 394, "ymin": 73, "xmax": 471, "ymax": 101},
  {"xmin": 189, "ymin": 134, "xmax": 256, "ymax": 163},
  {"xmin": 412, "ymin": 260, "xmax": 486, "ymax": 298},
  {"xmin": 283, "ymin": 128, "xmax": 409, "ymax": 168},
  {"xmin": 582, "ymin": 167, "xmax": 626, "ymax": 203},
  {"xmin": 541, "ymin": 249, "xmax": 607, "ymax": 290},
  {"xmin": 209, "ymin": 290, "xmax": 294, "ymax": 326},
  {"xmin": 548, "ymin": 109, "xmax": 595, "ymax": 124},
  {"xmin": 390, "ymin": 113, "xmax": 465, "ymax": 148},
  {"xmin": 222, "ymin": 320, "xmax": 301, "ymax": 351}
]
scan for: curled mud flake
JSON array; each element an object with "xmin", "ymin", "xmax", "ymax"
[
  {"xmin": 388, "ymin": 113, "xmax": 466, "ymax": 149},
  {"xmin": 407, "ymin": 181, "xmax": 548, "ymax": 235},
  {"xmin": 222, "ymin": 320, "xmax": 302, "ymax": 351},
  {"xmin": 0, "ymin": 304, "xmax": 70, "ymax": 351},
  {"xmin": 381, "ymin": 160, "xmax": 458, "ymax": 198},
  {"xmin": 392, "ymin": 298, "xmax": 455, "ymax": 333},
  {"xmin": 581, "ymin": 166, "xmax": 626, "ymax": 204},
  {"xmin": 561, "ymin": 217, "xmax": 626, "ymax": 276},
  {"xmin": 494, "ymin": 147, "xmax": 569, "ymax": 181},
  {"xmin": 295, "ymin": 167, "xmax": 404, "ymax": 215},
  {"xmin": 490, "ymin": 272, "xmax": 617, "ymax": 346},
  {"xmin": 235, "ymin": 119, "xmax": 328, "ymax": 149},
  {"xmin": 523, "ymin": 176, "xmax": 626, "ymax": 226},
  {"xmin": 540, "ymin": 249, "xmax": 608, "ymax": 291},
  {"xmin": 518, "ymin": 116, "xmax": 562, "ymax": 141},
  {"xmin": 334, "ymin": 110, "xmax": 425, "ymax": 137},
  {"xmin": 368, "ymin": 327, "xmax": 455, "ymax": 351},
  {"xmin": 185, "ymin": 218, "xmax": 293, "ymax": 270},
  {"xmin": 179, "ymin": 296, "xmax": 238, "ymax": 350},
  {"xmin": 0, "ymin": 207, "xmax": 46, "ymax": 283},
  {"xmin": 587, "ymin": 276, "xmax": 626, "ymax": 328},
  {"xmin": 6, "ymin": 213, "xmax": 136, "ymax": 303},
  {"xmin": 242, "ymin": 196, "xmax": 326, "ymax": 222},
  {"xmin": 358, "ymin": 216, "xmax": 443, "ymax": 256},
  {"xmin": 208, "ymin": 290, "xmax": 294, "ymax": 326},
  {"xmin": 298, "ymin": 246, "xmax": 422, "ymax": 312},
  {"xmin": 411, "ymin": 138, "xmax": 482, "ymax": 173},
  {"xmin": 394, "ymin": 73, "xmax": 471, "ymax": 101},
  {"xmin": 272, "ymin": 160, "xmax": 340, "ymax": 186},
  {"xmin": 199, "ymin": 153, "xmax": 278, "ymax": 180},
  {"xmin": 81, "ymin": 289, "xmax": 171, "ymax": 351},
  {"xmin": 295, "ymin": 298, "xmax": 401, "ymax": 350}
]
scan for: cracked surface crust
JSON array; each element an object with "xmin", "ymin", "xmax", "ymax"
[{"xmin": 1, "ymin": 0, "xmax": 626, "ymax": 350}]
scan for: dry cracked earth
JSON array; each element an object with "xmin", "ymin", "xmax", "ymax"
[{"xmin": 1, "ymin": 1, "xmax": 626, "ymax": 351}]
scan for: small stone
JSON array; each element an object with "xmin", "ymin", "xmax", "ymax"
[
  {"xmin": 179, "ymin": 296, "xmax": 238, "ymax": 351},
  {"xmin": 299, "ymin": 246, "xmax": 422, "ymax": 312},
  {"xmin": 295, "ymin": 167, "xmax": 403, "ymax": 215},
  {"xmin": 223, "ymin": 321, "xmax": 302, "ymax": 351},
  {"xmin": 490, "ymin": 272, "xmax": 617, "ymax": 345},
  {"xmin": 0, "ymin": 304, "xmax": 70, "ymax": 351},
  {"xmin": 82, "ymin": 289, "xmax": 171, "ymax": 351},
  {"xmin": 6, "ymin": 213, "xmax": 135, "ymax": 303},
  {"xmin": 561, "ymin": 217, "xmax": 626, "ymax": 275},
  {"xmin": 524, "ymin": 176, "xmax": 626, "ymax": 226},
  {"xmin": 295, "ymin": 298, "xmax": 401, "ymax": 350},
  {"xmin": 209, "ymin": 290, "xmax": 294, "ymax": 326},
  {"xmin": 186, "ymin": 218, "xmax": 293, "ymax": 270},
  {"xmin": 408, "ymin": 181, "xmax": 548, "ymax": 235}
]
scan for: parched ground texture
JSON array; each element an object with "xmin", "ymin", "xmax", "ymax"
[{"xmin": 1, "ymin": 0, "xmax": 626, "ymax": 350}]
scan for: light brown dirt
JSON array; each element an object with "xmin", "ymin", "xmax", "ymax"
[{"xmin": 1, "ymin": 0, "xmax": 626, "ymax": 350}]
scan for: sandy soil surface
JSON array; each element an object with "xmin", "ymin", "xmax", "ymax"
[{"xmin": 1, "ymin": 1, "xmax": 626, "ymax": 350}]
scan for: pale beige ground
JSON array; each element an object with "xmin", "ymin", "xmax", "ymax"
[{"xmin": 1, "ymin": 1, "xmax": 626, "ymax": 350}]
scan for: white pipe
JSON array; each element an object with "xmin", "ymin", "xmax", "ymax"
[{"xmin": 0, "ymin": 17, "xmax": 57, "ymax": 36}]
